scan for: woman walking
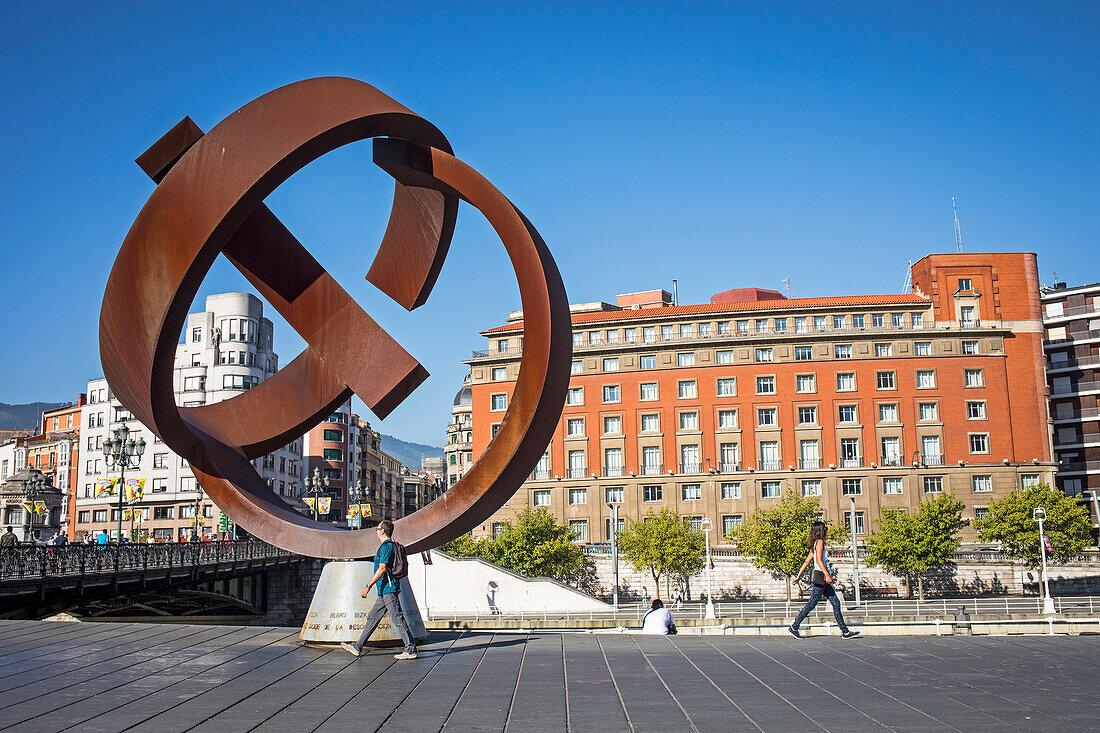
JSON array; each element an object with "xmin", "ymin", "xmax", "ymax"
[{"xmin": 788, "ymin": 521, "xmax": 859, "ymax": 639}]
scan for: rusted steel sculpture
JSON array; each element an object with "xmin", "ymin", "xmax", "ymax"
[{"xmin": 101, "ymin": 78, "xmax": 571, "ymax": 558}]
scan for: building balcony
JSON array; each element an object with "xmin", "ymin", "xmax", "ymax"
[
  {"xmin": 678, "ymin": 462, "xmax": 702, "ymax": 474},
  {"xmin": 641, "ymin": 464, "xmax": 664, "ymax": 476},
  {"xmin": 1051, "ymin": 380, "xmax": 1100, "ymax": 395},
  {"xmin": 759, "ymin": 460, "xmax": 782, "ymax": 471},
  {"xmin": 1046, "ymin": 329, "xmax": 1100, "ymax": 347},
  {"xmin": 839, "ymin": 457, "xmax": 863, "ymax": 469},
  {"xmin": 567, "ymin": 468, "xmax": 588, "ymax": 479},
  {"xmin": 798, "ymin": 458, "xmax": 822, "ymax": 470},
  {"xmin": 530, "ymin": 469, "xmax": 552, "ymax": 481},
  {"xmin": 879, "ymin": 455, "xmax": 904, "ymax": 467},
  {"xmin": 1058, "ymin": 460, "xmax": 1100, "ymax": 474},
  {"xmin": 719, "ymin": 462, "xmax": 742, "ymax": 472},
  {"xmin": 1053, "ymin": 407, "xmax": 1100, "ymax": 423},
  {"xmin": 603, "ymin": 466, "xmax": 626, "ymax": 477},
  {"xmin": 922, "ymin": 453, "xmax": 945, "ymax": 466},
  {"xmin": 1047, "ymin": 355, "xmax": 1100, "ymax": 373}
]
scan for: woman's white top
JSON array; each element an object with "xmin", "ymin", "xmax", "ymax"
[{"xmin": 641, "ymin": 607, "xmax": 674, "ymax": 635}]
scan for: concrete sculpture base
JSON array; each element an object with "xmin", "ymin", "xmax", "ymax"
[{"xmin": 299, "ymin": 560, "xmax": 427, "ymax": 644}]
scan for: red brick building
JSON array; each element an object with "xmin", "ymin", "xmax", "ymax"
[{"xmin": 466, "ymin": 253, "xmax": 1055, "ymax": 545}]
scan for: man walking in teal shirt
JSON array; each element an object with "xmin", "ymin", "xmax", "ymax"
[{"xmin": 341, "ymin": 520, "xmax": 417, "ymax": 660}]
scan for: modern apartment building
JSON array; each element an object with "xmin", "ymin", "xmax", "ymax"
[
  {"xmin": 74, "ymin": 293, "xmax": 304, "ymax": 540},
  {"xmin": 1042, "ymin": 280, "xmax": 1100, "ymax": 522},
  {"xmin": 444, "ymin": 373, "xmax": 474, "ymax": 489},
  {"xmin": 466, "ymin": 253, "xmax": 1055, "ymax": 545}
]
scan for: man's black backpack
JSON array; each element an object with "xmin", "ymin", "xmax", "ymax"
[{"xmin": 385, "ymin": 539, "xmax": 409, "ymax": 580}]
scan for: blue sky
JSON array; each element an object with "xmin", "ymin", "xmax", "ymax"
[{"xmin": 1, "ymin": 2, "xmax": 1097, "ymax": 445}]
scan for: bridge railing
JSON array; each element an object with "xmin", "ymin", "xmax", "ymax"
[{"xmin": 0, "ymin": 540, "xmax": 295, "ymax": 581}]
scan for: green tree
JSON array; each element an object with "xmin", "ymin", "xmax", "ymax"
[
  {"xmin": 438, "ymin": 507, "xmax": 592, "ymax": 584},
  {"xmin": 617, "ymin": 507, "xmax": 705, "ymax": 598},
  {"xmin": 866, "ymin": 492, "xmax": 968, "ymax": 600},
  {"xmin": 730, "ymin": 484, "xmax": 845, "ymax": 601},
  {"xmin": 974, "ymin": 483, "xmax": 1091, "ymax": 569}
]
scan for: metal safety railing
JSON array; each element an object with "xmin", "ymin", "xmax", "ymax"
[{"xmin": 0, "ymin": 540, "xmax": 295, "ymax": 582}]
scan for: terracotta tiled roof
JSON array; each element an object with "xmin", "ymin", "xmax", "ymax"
[{"xmin": 480, "ymin": 293, "xmax": 929, "ymax": 335}]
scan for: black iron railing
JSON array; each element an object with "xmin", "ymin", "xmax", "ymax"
[{"xmin": 0, "ymin": 540, "xmax": 295, "ymax": 582}]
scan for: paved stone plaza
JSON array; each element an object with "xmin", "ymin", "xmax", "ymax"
[{"xmin": 0, "ymin": 620, "xmax": 1097, "ymax": 732}]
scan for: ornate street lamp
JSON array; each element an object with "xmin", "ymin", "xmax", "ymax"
[
  {"xmin": 21, "ymin": 469, "xmax": 47, "ymax": 541},
  {"xmin": 348, "ymin": 479, "xmax": 364, "ymax": 529},
  {"xmin": 102, "ymin": 423, "xmax": 145, "ymax": 541},
  {"xmin": 303, "ymin": 467, "xmax": 330, "ymax": 523}
]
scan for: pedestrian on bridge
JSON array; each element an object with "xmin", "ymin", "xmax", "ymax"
[
  {"xmin": 0, "ymin": 527, "xmax": 16, "ymax": 548},
  {"xmin": 341, "ymin": 520, "xmax": 418, "ymax": 661},
  {"xmin": 788, "ymin": 521, "xmax": 859, "ymax": 639}
]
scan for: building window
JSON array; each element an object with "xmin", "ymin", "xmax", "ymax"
[
  {"xmin": 603, "ymin": 358, "xmax": 619, "ymax": 372},
  {"xmin": 875, "ymin": 343, "xmax": 892, "ymax": 357},
  {"xmin": 323, "ymin": 429, "xmax": 343, "ymax": 442},
  {"xmin": 678, "ymin": 412, "xmax": 699, "ymax": 431},
  {"xmin": 836, "ymin": 372, "xmax": 855, "ymax": 391},
  {"xmin": 964, "ymin": 369, "xmax": 984, "ymax": 388},
  {"xmin": 607, "ymin": 330, "xmax": 620, "ymax": 343},
  {"xmin": 661, "ymin": 325, "xmax": 675, "ymax": 341},
  {"xmin": 717, "ymin": 321, "xmax": 731, "ymax": 335},
  {"xmin": 717, "ymin": 409, "xmax": 737, "ymax": 428},
  {"xmin": 876, "ymin": 371, "xmax": 896, "ymax": 390},
  {"xmin": 567, "ymin": 418, "xmax": 585, "ymax": 437},
  {"xmin": 152, "ymin": 507, "xmax": 173, "ymax": 520},
  {"xmin": 571, "ymin": 360, "xmax": 582, "ymax": 375},
  {"xmin": 962, "ymin": 340, "xmax": 978, "ymax": 355},
  {"xmin": 801, "ymin": 480, "xmax": 821, "ymax": 497},
  {"xmin": 491, "ymin": 367, "xmax": 507, "ymax": 381},
  {"xmin": 643, "ymin": 485, "xmax": 663, "ymax": 502},
  {"xmin": 716, "ymin": 378, "xmax": 736, "ymax": 397},
  {"xmin": 698, "ymin": 323, "xmax": 711, "ymax": 337},
  {"xmin": 569, "ymin": 488, "xmax": 587, "ymax": 505},
  {"xmin": 721, "ymin": 444, "xmax": 738, "ymax": 471},
  {"xmin": 716, "ymin": 350, "xmax": 734, "ymax": 365},
  {"xmin": 797, "ymin": 406, "xmax": 817, "ymax": 425},
  {"xmin": 678, "ymin": 380, "xmax": 697, "ymax": 399},
  {"xmin": 842, "ymin": 478, "xmax": 863, "ymax": 496},
  {"xmin": 871, "ymin": 314, "xmax": 884, "ymax": 328},
  {"xmin": 882, "ymin": 477, "xmax": 903, "ymax": 495},
  {"xmin": 923, "ymin": 476, "xmax": 943, "ymax": 494},
  {"xmin": 975, "ymin": 507, "xmax": 989, "ymax": 521},
  {"xmin": 840, "ymin": 438, "xmax": 861, "ymax": 467},
  {"xmin": 603, "ymin": 415, "xmax": 622, "ymax": 434},
  {"xmin": 916, "ymin": 370, "xmax": 936, "ymax": 389},
  {"xmin": 681, "ymin": 484, "xmax": 702, "ymax": 500},
  {"xmin": 151, "ymin": 478, "xmax": 167, "ymax": 493},
  {"xmin": 625, "ymin": 328, "xmax": 637, "ymax": 343},
  {"xmin": 639, "ymin": 382, "xmax": 659, "ymax": 401},
  {"xmin": 914, "ymin": 341, "xmax": 931, "ymax": 356},
  {"xmin": 643, "ymin": 327, "xmax": 656, "ymax": 343},
  {"xmin": 490, "ymin": 393, "xmax": 507, "ymax": 411},
  {"xmin": 604, "ymin": 448, "xmax": 623, "ymax": 476},
  {"xmin": 794, "ymin": 317, "xmax": 809, "ymax": 333},
  {"xmin": 601, "ymin": 385, "xmax": 621, "ymax": 404},
  {"xmin": 640, "ymin": 414, "xmax": 660, "ymax": 432},
  {"xmin": 973, "ymin": 475, "xmax": 992, "ymax": 493},
  {"xmin": 755, "ymin": 319, "xmax": 768, "ymax": 334},
  {"xmin": 957, "ymin": 278, "xmax": 972, "ymax": 291},
  {"xmin": 677, "ymin": 353, "xmax": 695, "ymax": 367},
  {"xmin": 191, "ymin": 327, "xmax": 202, "ymax": 342},
  {"xmin": 758, "ymin": 408, "xmax": 777, "ymax": 427},
  {"xmin": 756, "ymin": 376, "xmax": 776, "ymax": 395},
  {"xmin": 533, "ymin": 490, "xmax": 551, "ymax": 507},
  {"xmin": 878, "ymin": 403, "xmax": 898, "ymax": 423},
  {"xmin": 844, "ymin": 511, "xmax": 866, "ymax": 535},
  {"xmin": 918, "ymin": 402, "xmax": 938, "ymax": 421},
  {"xmin": 760, "ymin": 441, "xmax": 779, "ymax": 470},
  {"xmin": 814, "ymin": 316, "xmax": 828, "ymax": 331},
  {"xmin": 568, "ymin": 520, "xmax": 588, "ymax": 542},
  {"xmin": 969, "ymin": 433, "xmax": 990, "ymax": 453},
  {"xmin": 967, "ymin": 401, "xmax": 986, "ymax": 419},
  {"xmin": 723, "ymin": 515, "xmax": 743, "ymax": 536},
  {"xmin": 721, "ymin": 482, "xmax": 741, "ymax": 500},
  {"xmin": 774, "ymin": 318, "xmax": 787, "ymax": 333},
  {"xmin": 795, "ymin": 346, "xmax": 813, "ymax": 361},
  {"xmin": 491, "ymin": 424, "xmax": 501, "ymax": 438},
  {"xmin": 881, "ymin": 436, "xmax": 901, "ymax": 465},
  {"xmin": 180, "ymin": 476, "xmax": 197, "ymax": 492},
  {"xmin": 222, "ymin": 374, "xmax": 259, "ymax": 390},
  {"xmin": 838, "ymin": 405, "xmax": 858, "ymax": 423},
  {"xmin": 78, "ymin": 510, "xmax": 91, "ymax": 523},
  {"xmin": 852, "ymin": 314, "xmax": 865, "ymax": 328},
  {"xmin": 835, "ymin": 345, "xmax": 852, "ymax": 359},
  {"xmin": 796, "ymin": 374, "xmax": 816, "ymax": 393},
  {"xmin": 152, "ymin": 453, "xmax": 167, "ymax": 469},
  {"xmin": 566, "ymin": 387, "xmax": 584, "ymax": 406},
  {"xmin": 568, "ymin": 450, "xmax": 586, "ymax": 478},
  {"xmin": 1021, "ymin": 474, "xmax": 1041, "ymax": 488},
  {"xmin": 639, "ymin": 355, "xmax": 657, "ymax": 369},
  {"xmin": 680, "ymin": 444, "xmax": 700, "ymax": 472},
  {"xmin": 761, "ymin": 481, "xmax": 781, "ymax": 498},
  {"xmin": 182, "ymin": 375, "xmax": 205, "ymax": 391},
  {"xmin": 755, "ymin": 348, "xmax": 773, "ymax": 363},
  {"xmin": 606, "ymin": 486, "xmax": 624, "ymax": 503}
]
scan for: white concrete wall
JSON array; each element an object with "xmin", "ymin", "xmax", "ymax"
[{"xmin": 407, "ymin": 550, "xmax": 610, "ymax": 616}]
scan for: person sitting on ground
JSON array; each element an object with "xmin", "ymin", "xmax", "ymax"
[
  {"xmin": 641, "ymin": 599, "xmax": 676, "ymax": 635},
  {"xmin": 341, "ymin": 520, "xmax": 418, "ymax": 660}
]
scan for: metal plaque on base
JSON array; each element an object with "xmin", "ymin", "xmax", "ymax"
[{"xmin": 300, "ymin": 560, "xmax": 427, "ymax": 644}]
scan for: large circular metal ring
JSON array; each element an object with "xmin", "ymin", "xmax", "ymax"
[{"xmin": 101, "ymin": 77, "xmax": 571, "ymax": 558}]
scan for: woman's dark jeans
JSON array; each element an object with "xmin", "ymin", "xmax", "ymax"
[{"xmin": 791, "ymin": 583, "xmax": 849, "ymax": 633}]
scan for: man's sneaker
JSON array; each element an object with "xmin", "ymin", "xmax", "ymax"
[
  {"xmin": 394, "ymin": 651, "xmax": 418, "ymax": 660},
  {"xmin": 339, "ymin": 642, "xmax": 361, "ymax": 657},
  {"xmin": 841, "ymin": 629, "xmax": 860, "ymax": 639},
  {"xmin": 787, "ymin": 625, "xmax": 801, "ymax": 639}
]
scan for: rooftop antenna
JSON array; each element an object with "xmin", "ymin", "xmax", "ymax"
[
  {"xmin": 781, "ymin": 277, "xmax": 792, "ymax": 298},
  {"xmin": 952, "ymin": 197, "xmax": 963, "ymax": 253},
  {"xmin": 672, "ymin": 279, "xmax": 678, "ymax": 306}
]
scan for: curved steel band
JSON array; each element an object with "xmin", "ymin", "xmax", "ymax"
[{"xmin": 100, "ymin": 77, "xmax": 571, "ymax": 558}]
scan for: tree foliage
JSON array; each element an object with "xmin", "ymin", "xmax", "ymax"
[
  {"xmin": 866, "ymin": 492, "xmax": 968, "ymax": 599},
  {"xmin": 729, "ymin": 484, "xmax": 845, "ymax": 601},
  {"xmin": 616, "ymin": 507, "xmax": 706, "ymax": 598},
  {"xmin": 438, "ymin": 506, "xmax": 592, "ymax": 584},
  {"xmin": 973, "ymin": 483, "xmax": 1091, "ymax": 568}
]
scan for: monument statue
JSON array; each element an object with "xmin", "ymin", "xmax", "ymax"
[{"xmin": 100, "ymin": 77, "xmax": 571, "ymax": 560}]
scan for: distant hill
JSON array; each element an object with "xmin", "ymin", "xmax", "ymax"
[
  {"xmin": 0, "ymin": 401, "xmax": 72, "ymax": 430},
  {"xmin": 380, "ymin": 434, "xmax": 444, "ymax": 470}
]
